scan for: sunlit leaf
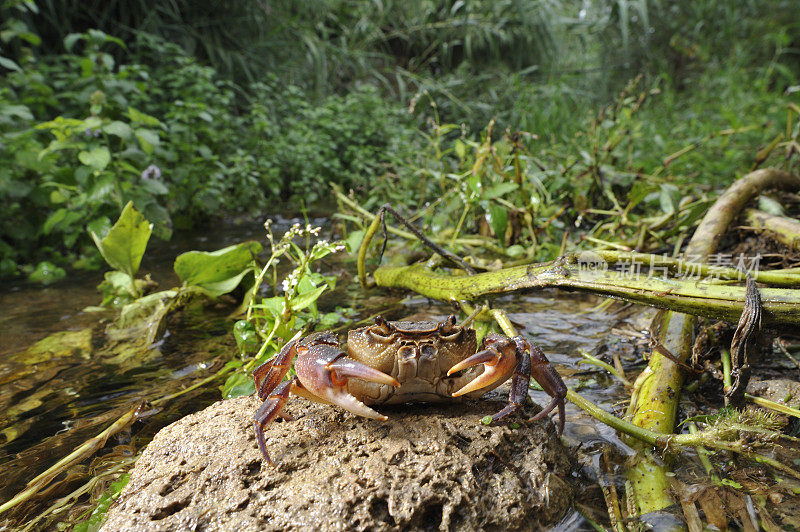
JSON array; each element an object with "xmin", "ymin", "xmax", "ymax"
[
  {"xmin": 174, "ymin": 241, "xmax": 262, "ymax": 297},
  {"xmin": 222, "ymin": 373, "xmax": 255, "ymax": 398},
  {"xmin": 90, "ymin": 201, "xmax": 152, "ymax": 277},
  {"xmin": 78, "ymin": 146, "xmax": 111, "ymax": 171}
]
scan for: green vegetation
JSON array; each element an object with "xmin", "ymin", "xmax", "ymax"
[
  {"xmin": 2, "ymin": 2, "xmax": 800, "ymax": 528},
  {"xmin": 2, "ymin": 0, "xmax": 799, "ymax": 279}
]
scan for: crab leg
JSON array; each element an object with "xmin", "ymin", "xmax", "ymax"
[
  {"xmin": 448, "ymin": 334, "xmax": 567, "ymax": 436},
  {"xmin": 253, "ymin": 338, "xmax": 298, "ymax": 400},
  {"xmin": 253, "ymin": 377, "xmax": 295, "ymax": 466},
  {"xmin": 528, "ymin": 343, "xmax": 567, "ymax": 436},
  {"xmin": 448, "ymin": 334, "xmax": 518, "ymax": 397},
  {"xmin": 295, "ymin": 342, "xmax": 399, "ymax": 420},
  {"xmin": 489, "ymin": 342, "xmax": 531, "ymax": 422}
]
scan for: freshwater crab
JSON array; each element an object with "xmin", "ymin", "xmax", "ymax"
[{"xmin": 252, "ymin": 315, "xmax": 567, "ymax": 465}]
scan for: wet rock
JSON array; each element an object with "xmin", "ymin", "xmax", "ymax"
[
  {"xmin": 747, "ymin": 378, "xmax": 800, "ymax": 408},
  {"xmin": 103, "ymin": 392, "xmax": 573, "ymax": 531}
]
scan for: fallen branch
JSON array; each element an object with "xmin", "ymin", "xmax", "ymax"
[{"xmin": 373, "ymin": 261, "xmax": 800, "ymax": 328}]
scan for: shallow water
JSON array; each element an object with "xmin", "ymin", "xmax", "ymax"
[{"xmin": 0, "ymin": 218, "xmax": 646, "ymax": 530}]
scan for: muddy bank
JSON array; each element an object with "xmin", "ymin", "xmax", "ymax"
[{"xmin": 103, "ymin": 392, "xmax": 573, "ymax": 531}]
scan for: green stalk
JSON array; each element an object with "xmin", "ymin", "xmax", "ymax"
[
  {"xmin": 688, "ymin": 422, "xmax": 720, "ymax": 484},
  {"xmin": 745, "ymin": 393, "xmax": 800, "ymax": 419},
  {"xmin": 0, "ymin": 364, "xmax": 236, "ymax": 517},
  {"xmin": 373, "ymin": 262, "xmax": 800, "ymax": 328},
  {"xmin": 721, "ymin": 348, "xmax": 732, "ymax": 393},
  {"xmin": 0, "ymin": 403, "xmax": 143, "ymax": 516}
]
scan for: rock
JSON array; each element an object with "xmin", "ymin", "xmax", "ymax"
[
  {"xmin": 103, "ymin": 392, "xmax": 573, "ymax": 531},
  {"xmin": 747, "ymin": 378, "xmax": 800, "ymax": 409}
]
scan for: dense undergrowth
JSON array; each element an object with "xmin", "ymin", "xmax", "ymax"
[{"xmin": 1, "ymin": 0, "xmax": 799, "ymax": 279}]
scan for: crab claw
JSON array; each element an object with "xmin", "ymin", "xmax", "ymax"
[
  {"xmin": 448, "ymin": 337, "xmax": 518, "ymax": 397},
  {"xmin": 295, "ymin": 342, "xmax": 399, "ymax": 421},
  {"xmin": 327, "ymin": 358, "xmax": 400, "ymax": 388}
]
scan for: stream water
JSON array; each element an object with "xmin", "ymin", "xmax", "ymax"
[{"xmin": 0, "ymin": 217, "xmax": 650, "ymax": 530}]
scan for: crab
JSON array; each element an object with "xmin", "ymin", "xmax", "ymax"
[{"xmin": 252, "ymin": 315, "xmax": 567, "ymax": 465}]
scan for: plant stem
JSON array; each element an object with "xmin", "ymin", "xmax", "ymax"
[{"xmin": 721, "ymin": 349, "xmax": 732, "ymax": 393}]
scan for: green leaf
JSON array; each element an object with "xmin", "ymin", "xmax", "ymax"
[
  {"xmin": 345, "ymin": 229, "xmax": 365, "ymax": 254},
  {"xmin": 103, "ymin": 120, "xmax": 132, "ymax": 139},
  {"xmin": 141, "ymin": 179, "xmax": 168, "ymax": 195},
  {"xmin": 134, "ymin": 128, "xmax": 160, "ymax": 154},
  {"xmin": 483, "ymin": 182, "xmax": 518, "ymax": 200},
  {"xmin": 174, "ymin": 241, "xmax": 262, "ymax": 297},
  {"xmin": 0, "ymin": 56, "xmax": 21, "ymax": 72},
  {"xmin": 233, "ymin": 320, "xmax": 259, "ymax": 353},
  {"xmin": 659, "ymin": 184, "xmax": 681, "ymax": 214},
  {"xmin": 1, "ymin": 104, "xmax": 33, "ymax": 121},
  {"xmin": 63, "ymin": 33, "xmax": 83, "ymax": 51},
  {"xmin": 627, "ymin": 181, "xmax": 656, "ymax": 210},
  {"xmin": 222, "ymin": 373, "xmax": 255, "ymax": 399},
  {"xmin": 127, "ymin": 107, "xmax": 162, "ymax": 127},
  {"xmin": 195, "ymin": 270, "xmax": 251, "ymax": 298},
  {"xmin": 505, "ymin": 244, "xmax": 526, "ymax": 258},
  {"xmin": 78, "ymin": 147, "xmax": 111, "ymax": 171},
  {"xmin": 487, "ymin": 203, "xmax": 508, "ymax": 242},
  {"xmin": 28, "ymin": 261, "xmax": 66, "ymax": 285},
  {"xmin": 289, "ymin": 285, "xmax": 327, "ymax": 313},
  {"xmin": 251, "ymin": 296, "xmax": 284, "ymax": 317},
  {"xmin": 90, "ymin": 201, "xmax": 152, "ymax": 277},
  {"xmin": 454, "ymin": 139, "xmax": 467, "ymax": 160},
  {"xmin": 42, "ymin": 208, "xmax": 67, "ymax": 234}
]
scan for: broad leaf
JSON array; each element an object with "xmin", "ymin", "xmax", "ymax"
[
  {"xmin": 90, "ymin": 201, "xmax": 152, "ymax": 277},
  {"xmin": 78, "ymin": 146, "xmax": 111, "ymax": 171},
  {"xmin": 174, "ymin": 241, "xmax": 262, "ymax": 297},
  {"xmin": 659, "ymin": 184, "xmax": 681, "ymax": 214},
  {"xmin": 103, "ymin": 121, "xmax": 132, "ymax": 139},
  {"xmin": 222, "ymin": 373, "xmax": 255, "ymax": 399},
  {"xmin": 483, "ymin": 182, "xmax": 518, "ymax": 200}
]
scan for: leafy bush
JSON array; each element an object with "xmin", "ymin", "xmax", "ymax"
[
  {"xmin": 0, "ymin": 17, "xmax": 418, "ymax": 275},
  {"xmin": 245, "ymin": 81, "xmax": 418, "ymax": 203}
]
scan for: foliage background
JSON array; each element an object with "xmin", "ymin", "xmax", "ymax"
[{"xmin": 1, "ymin": 0, "xmax": 799, "ymax": 277}]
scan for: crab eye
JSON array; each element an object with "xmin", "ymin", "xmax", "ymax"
[
  {"xmin": 420, "ymin": 344, "xmax": 437, "ymax": 358},
  {"xmin": 368, "ymin": 329, "xmax": 393, "ymax": 343},
  {"xmin": 438, "ymin": 329, "xmax": 462, "ymax": 342}
]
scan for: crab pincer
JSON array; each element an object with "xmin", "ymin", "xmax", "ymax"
[
  {"xmin": 252, "ymin": 332, "xmax": 399, "ymax": 465},
  {"xmin": 447, "ymin": 334, "xmax": 519, "ymax": 397},
  {"xmin": 294, "ymin": 337, "xmax": 400, "ymax": 420},
  {"xmin": 447, "ymin": 333, "xmax": 566, "ymax": 435}
]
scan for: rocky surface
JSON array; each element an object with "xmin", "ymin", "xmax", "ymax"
[
  {"xmin": 102, "ymin": 391, "xmax": 573, "ymax": 531},
  {"xmin": 747, "ymin": 378, "xmax": 800, "ymax": 408}
]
